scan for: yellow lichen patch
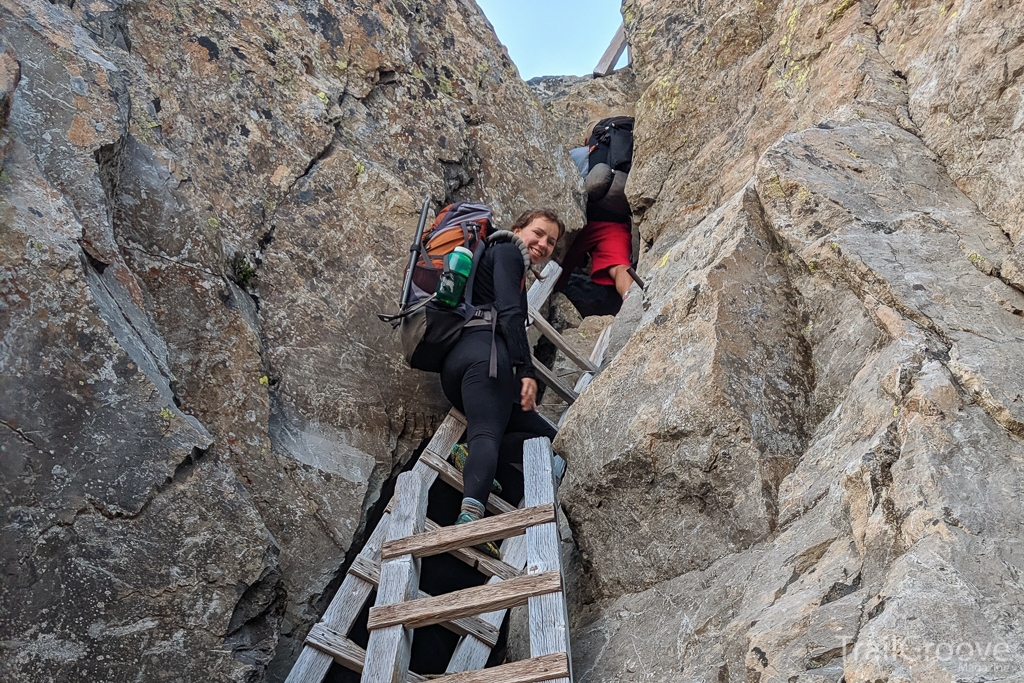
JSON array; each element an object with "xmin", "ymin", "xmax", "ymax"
[
  {"xmin": 762, "ymin": 176, "xmax": 788, "ymax": 200},
  {"xmin": 823, "ymin": 0, "xmax": 857, "ymax": 31}
]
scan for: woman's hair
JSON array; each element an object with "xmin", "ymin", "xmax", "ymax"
[{"xmin": 510, "ymin": 208, "xmax": 566, "ymax": 240}]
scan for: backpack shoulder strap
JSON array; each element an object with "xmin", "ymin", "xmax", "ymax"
[{"xmin": 485, "ymin": 230, "xmax": 530, "ymax": 271}]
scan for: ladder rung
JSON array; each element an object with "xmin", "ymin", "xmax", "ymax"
[
  {"xmin": 433, "ymin": 652, "xmax": 569, "ymax": 683},
  {"xmin": 350, "ymin": 520, "xmax": 519, "ymax": 581},
  {"xmin": 346, "ymin": 557, "xmax": 501, "ymax": 647},
  {"xmin": 531, "ymin": 357, "xmax": 579, "ymax": 404},
  {"xmin": 419, "ymin": 453, "xmax": 517, "ymax": 514},
  {"xmin": 305, "ymin": 624, "xmax": 427, "ymax": 682},
  {"xmin": 528, "ymin": 306, "xmax": 598, "ymax": 373},
  {"xmin": 367, "ymin": 571, "xmax": 562, "ymax": 631},
  {"xmin": 382, "ymin": 504, "xmax": 555, "ymax": 560},
  {"xmin": 424, "ymin": 519, "xmax": 521, "ymax": 580}
]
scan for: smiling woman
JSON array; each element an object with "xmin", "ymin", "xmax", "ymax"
[{"xmin": 475, "ymin": 0, "xmax": 626, "ymax": 79}]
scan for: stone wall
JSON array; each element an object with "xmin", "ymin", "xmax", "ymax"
[
  {"xmin": 557, "ymin": 0, "xmax": 1024, "ymax": 681},
  {"xmin": 0, "ymin": 1, "xmax": 581, "ymax": 680},
  {"xmin": 4, "ymin": 0, "xmax": 1024, "ymax": 681}
]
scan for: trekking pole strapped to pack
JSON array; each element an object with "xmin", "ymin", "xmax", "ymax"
[{"xmin": 397, "ymin": 197, "xmax": 432, "ymax": 310}]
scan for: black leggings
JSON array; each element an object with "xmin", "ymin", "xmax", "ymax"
[{"xmin": 440, "ymin": 328, "xmax": 557, "ymax": 506}]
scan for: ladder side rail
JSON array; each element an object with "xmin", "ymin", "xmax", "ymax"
[
  {"xmin": 526, "ymin": 261, "xmax": 562, "ymax": 312},
  {"xmin": 363, "ymin": 471, "xmax": 429, "ymax": 682},
  {"xmin": 523, "ymin": 438, "xmax": 572, "ymax": 683},
  {"xmin": 445, "ymin": 523, "xmax": 530, "ymax": 672},
  {"xmin": 593, "ymin": 23, "xmax": 627, "ymax": 76},
  {"xmin": 287, "ymin": 495, "xmax": 402, "ymax": 683},
  {"xmin": 289, "ymin": 409, "xmax": 467, "ymax": 682},
  {"xmin": 558, "ymin": 326, "xmax": 612, "ymax": 428}
]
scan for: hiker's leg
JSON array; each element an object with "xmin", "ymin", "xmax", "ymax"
[
  {"xmin": 607, "ymin": 264, "xmax": 634, "ymax": 297},
  {"xmin": 555, "ymin": 222, "xmax": 601, "ymax": 290},
  {"xmin": 495, "ymin": 406, "xmax": 559, "ymax": 502},
  {"xmin": 456, "ymin": 337, "xmax": 515, "ymax": 507}
]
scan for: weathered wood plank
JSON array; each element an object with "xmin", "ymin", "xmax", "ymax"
[
  {"xmin": 471, "ymin": 543, "xmax": 522, "ymax": 581},
  {"xmin": 594, "ymin": 22, "xmax": 627, "ymax": 76},
  {"xmin": 528, "ymin": 307, "xmax": 597, "ymax": 373},
  {"xmin": 386, "ymin": 409, "xmax": 465, "ymax": 513},
  {"xmin": 560, "ymin": 325, "xmax": 612, "ymax": 428},
  {"xmin": 526, "ymin": 261, "xmax": 562, "ymax": 312},
  {"xmin": 382, "ymin": 504, "xmax": 555, "ymax": 560},
  {"xmin": 531, "ymin": 356, "xmax": 579, "ymax": 404},
  {"xmin": 306, "ymin": 625, "xmax": 427, "ymax": 682},
  {"xmin": 363, "ymin": 472, "xmax": 428, "ymax": 683},
  {"xmin": 419, "ymin": 452, "xmax": 517, "ymax": 514},
  {"xmin": 524, "ymin": 438, "xmax": 571, "ymax": 683},
  {"xmin": 446, "ymin": 532, "xmax": 530, "ymax": 672},
  {"xmin": 345, "ymin": 557, "xmax": 501, "ymax": 647},
  {"xmin": 355, "ymin": 520, "xmax": 518, "ymax": 581},
  {"xmin": 433, "ymin": 653, "xmax": 569, "ymax": 683},
  {"xmin": 282, "ymin": 646, "xmax": 333, "ymax": 683},
  {"xmin": 368, "ymin": 571, "xmax": 562, "ymax": 631},
  {"xmin": 287, "ymin": 409, "xmax": 465, "ymax": 683},
  {"xmin": 424, "ymin": 519, "xmax": 521, "ymax": 580}
]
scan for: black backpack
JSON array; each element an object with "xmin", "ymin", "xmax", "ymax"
[
  {"xmin": 379, "ymin": 202, "xmax": 492, "ymax": 373},
  {"xmin": 587, "ymin": 116, "xmax": 634, "ymax": 174}
]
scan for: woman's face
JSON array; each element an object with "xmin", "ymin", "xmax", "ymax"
[{"xmin": 515, "ymin": 217, "xmax": 560, "ymax": 264}]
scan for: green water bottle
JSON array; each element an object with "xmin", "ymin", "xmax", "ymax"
[{"xmin": 435, "ymin": 246, "xmax": 474, "ymax": 306}]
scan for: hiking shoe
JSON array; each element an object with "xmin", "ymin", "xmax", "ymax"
[
  {"xmin": 448, "ymin": 444, "xmax": 503, "ymax": 495},
  {"xmin": 454, "ymin": 511, "xmax": 502, "ymax": 561}
]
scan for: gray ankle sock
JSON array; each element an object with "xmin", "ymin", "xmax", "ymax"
[{"xmin": 460, "ymin": 497, "xmax": 485, "ymax": 520}]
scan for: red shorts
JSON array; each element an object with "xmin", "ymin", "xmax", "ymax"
[{"xmin": 557, "ymin": 220, "xmax": 631, "ymax": 287}]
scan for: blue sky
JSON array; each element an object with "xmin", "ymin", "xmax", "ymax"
[{"xmin": 475, "ymin": 0, "xmax": 626, "ymax": 80}]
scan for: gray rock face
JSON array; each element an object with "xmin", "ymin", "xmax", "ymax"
[
  {"xmin": 557, "ymin": 0, "xmax": 1024, "ymax": 681},
  {"xmin": 5, "ymin": 0, "xmax": 1024, "ymax": 681},
  {"xmin": 530, "ymin": 70, "xmax": 639, "ymax": 150},
  {"xmin": 1, "ymin": 0, "xmax": 581, "ymax": 680}
]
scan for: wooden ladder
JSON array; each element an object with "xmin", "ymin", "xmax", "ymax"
[
  {"xmin": 285, "ymin": 415, "xmax": 570, "ymax": 681},
  {"xmin": 363, "ymin": 437, "xmax": 571, "ymax": 682},
  {"xmin": 285, "ymin": 261, "xmax": 604, "ymax": 683}
]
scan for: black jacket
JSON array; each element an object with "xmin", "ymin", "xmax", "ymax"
[{"xmin": 469, "ymin": 242, "xmax": 536, "ymax": 382}]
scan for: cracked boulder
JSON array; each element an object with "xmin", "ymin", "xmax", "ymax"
[{"xmin": 560, "ymin": 185, "xmax": 815, "ymax": 600}]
